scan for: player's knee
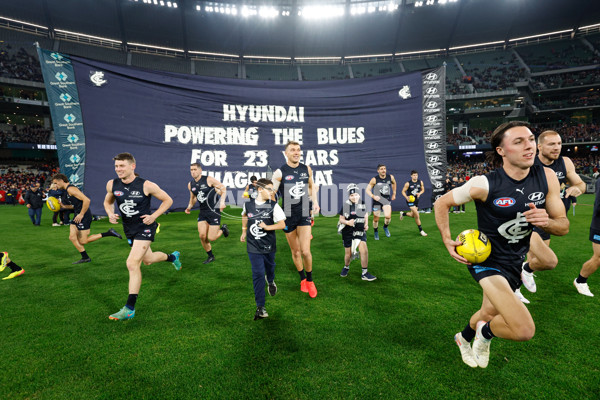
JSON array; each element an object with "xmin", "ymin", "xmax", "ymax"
[
  {"xmin": 291, "ymin": 249, "xmax": 302, "ymax": 259},
  {"xmin": 126, "ymin": 260, "xmax": 141, "ymax": 271},
  {"xmin": 514, "ymin": 322, "xmax": 535, "ymax": 342},
  {"xmin": 79, "ymin": 236, "xmax": 89, "ymax": 245},
  {"xmin": 199, "ymin": 233, "xmax": 208, "ymax": 241},
  {"xmin": 68, "ymin": 234, "xmax": 78, "ymax": 243}
]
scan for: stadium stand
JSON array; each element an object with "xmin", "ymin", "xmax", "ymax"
[
  {"xmin": 0, "ymin": 123, "xmax": 52, "ymax": 145},
  {"xmin": 193, "ymin": 59, "xmax": 239, "ymax": 79},
  {"xmin": 516, "ymin": 38, "xmax": 599, "ymax": 73},
  {"xmin": 0, "ymin": 162, "xmax": 58, "ymax": 192},
  {"xmin": 299, "ymin": 64, "xmax": 349, "ymax": 81},
  {"xmin": 57, "ymin": 40, "xmax": 126, "ymax": 65},
  {"xmin": 245, "ymin": 63, "xmax": 299, "ymax": 81},
  {"xmin": 351, "ymin": 62, "xmax": 402, "ymax": 78},
  {"xmin": 531, "ymin": 69, "xmax": 600, "ymax": 90},
  {"xmin": 131, "ymin": 52, "xmax": 190, "ymax": 74},
  {"xmin": 457, "ymin": 50, "xmax": 526, "ymax": 92}
]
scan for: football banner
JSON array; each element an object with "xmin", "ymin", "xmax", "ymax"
[
  {"xmin": 37, "ymin": 47, "xmax": 87, "ymax": 189},
  {"xmin": 40, "ymin": 50, "xmax": 446, "ymax": 215}
]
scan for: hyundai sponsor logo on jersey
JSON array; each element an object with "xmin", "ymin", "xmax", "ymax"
[{"xmin": 494, "ymin": 197, "xmax": 516, "ymax": 207}]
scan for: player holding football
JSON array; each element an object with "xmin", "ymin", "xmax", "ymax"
[
  {"xmin": 271, "ymin": 141, "xmax": 319, "ymax": 298},
  {"xmin": 104, "ymin": 153, "xmax": 182, "ymax": 321},
  {"xmin": 434, "ymin": 121, "xmax": 568, "ymax": 368},
  {"xmin": 400, "ymin": 170, "xmax": 427, "ymax": 237},
  {"xmin": 184, "ymin": 163, "xmax": 229, "ymax": 264},
  {"xmin": 52, "ymin": 174, "xmax": 122, "ymax": 264},
  {"xmin": 366, "ymin": 164, "xmax": 396, "ymax": 240},
  {"xmin": 519, "ymin": 130, "xmax": 585, "ymax": 298},
  {"xmin": 243, "ymin": 176, "xmax": 259, "ymax": 200},
  {"xmin": 339, "ymin": 184, "xmax": 376, "ymax": 281}
]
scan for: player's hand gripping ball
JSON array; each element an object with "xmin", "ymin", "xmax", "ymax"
[
  {"xmin": 408, "ymin": 195, "xmax": 416, "ymax": 203},
  {"xmin": 456, "ymin": 229, "xmax": 491, "ymax": 264},
  {"xmin": 243, "ymin": 191, "xmax": 250, "ymax": 198},
  {"xmin": 46, "ymin": 196, "xmax": 61, "ymax": 212}
]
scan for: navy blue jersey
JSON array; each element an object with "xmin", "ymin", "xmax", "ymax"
[
  {"xmin": 373, "ymin": 175, "xmax": 392, "ymax": 200},
  {"xmin": 591, "ymin": 178, "xmax": 600, "ymax": 231},
  {"xmin": 190, "ymin": 176, "xmax": 218, "ymax": 211},
  {"xmin": 476, "ymin": 164, "xmax": 548, "ymax": 268},
  {"xmin": 244, "ymin": 198, "xmax": 279, "ymax": 254},
  {"xmin": 112, "ymin": 177, "xmax": 152, "ymax": 226},
  {"xmin": 406, "ymin": 180, "xmax": 423, "ymax": 197},
  {"xmin": 279, "ymin": 163, "xmax": 310, "ymax": 216},
  {"xmin": 247, "ymin": 184, "xmax": 258, "ymax": 199},
  {"xmin": 534, "ymin": 155, "xmax": 571, "ymax": 211},
  {"xmin": 66, "ymin": 184, "xmax": 84, "ymax": 214},
  {"xmin": 339, "ymin": 200, "xmax": 368, "ymax": 239}
]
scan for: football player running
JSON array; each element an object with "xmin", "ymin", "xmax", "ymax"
[{"xmin": 435, "ymin": 122, "xmax": 568, "ymax": 368}]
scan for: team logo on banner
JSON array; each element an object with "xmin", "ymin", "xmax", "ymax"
[
  {"xmin": 398, "ymin": 85, "xmax": 412, "ymax": 99},
  {"xmin": 90, "ymin": 71, "xmax": 107, "ymax": 87}
]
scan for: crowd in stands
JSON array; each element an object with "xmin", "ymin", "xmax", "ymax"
[
  {"xmin": 469, "ymin": 66, "xmax": 525, "ymax": 93},
  {"xmin": 531, "ymin": 69, "xmax": 600, "ymax": 90},
  {"xmin": 520, "ymin": 42, "xmax": 600, "ymax": 71},
  {"xmin": 0, "ymin": 124, "xmax": 52, "ymax": 145},
  {"xmin": 534, "ymin": 92, "xmax": 600, "ymax": 110},
  {"xmin": 0, "ymin": 162, "xmax": 58, "ymax": 195},
  {"xmin": 0, "ymin": 44, "xmax": 43, "ymax": 82}
]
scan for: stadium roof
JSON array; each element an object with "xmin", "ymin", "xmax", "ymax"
[{"xmin": 1, "ymin": 0, "xmax": 599, "ymax": 58}]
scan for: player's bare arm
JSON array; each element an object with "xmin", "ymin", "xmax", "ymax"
[
  {"xmin": 271, "ymin": 169, "xmax": 282, "ymax": 192},
  {"xmin": 104, "ymin": 180, "xmax": 119, "ymax": 224},
  {"xmin": 523, "ymin": 168, "xmax": 569, "ymax": 236},
  {"xmin": 418, "ymin": 180, "xmax": 425, "ymax": 198},
  {"xmin": 185, "ymin": 182, "xmax": 197, "ymax": 214},
  {"xmin": 401, "ymin": 181, "xmax": 410, "ymax": 200},
  {"xmin": 68, "ymin": 185, "xmax": 91, "ymax": 223},
  {"xmin": 390, "ymin": 175, "xmax": 397, "ymax": 201},
  {"xmin": 564, "ymin": 156, "xmax": 586, "ymax": 198},
  {"xmin": 366, "ymin": 177, "xmax": 378, "ymax": 201},
  {"xmin": 435, "ymin": 176, "xmax": 488, "ymax": 264},
  {"xmin": 142, "ymin": 180, "xmax": 173, "ymax": 225},
  {"xmin": 307, "ymin": 165, "xmax": 320, "ymax": 214}
]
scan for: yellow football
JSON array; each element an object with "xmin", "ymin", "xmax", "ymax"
[
  {"xmin": 46, "ymin": 196, "xmax": 61, "ymax": 212},
  {"xmin": 456, "ymin": 229, "xmax": 491, "ymax": 264},
  {"xmin": 243, "ymin": 191, "xmax": 250, "ymax": 198},
  {"xmin": 408, "ymin": 195, "xmax": 416, "ymax": 202}
]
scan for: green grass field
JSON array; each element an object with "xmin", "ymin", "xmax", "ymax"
[{"xmin": 1, "ymin": 198, "xmax": 599, "ymax": 399}]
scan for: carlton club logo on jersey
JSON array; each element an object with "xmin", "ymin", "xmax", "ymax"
[
  {"xmin": 249, "ymin": 221, "xmax": 267, "ymax": 239},
  {"xmin": 289, "ymin": 182, "xmax": 305, "ymax": 199},
  {"xmin": 114, "ymin": 191, "xmax": 124, "ymax": 197},
  {"xmin": 197, "ymin": 192, "xmax": 207, "ymax": 203},
  {"xmin": 498, "ymin": 212, "xmax": 531, "ymax": 243},
  {"xmin": 285, "ymin": 175, "xmax": 294, "ymax": 181},
  {"xmin": 494, "ymin": 197, "xmax": 516, "ymax": 207},
  {"xmin": 119, "ymin": 199, "xmax": 139, "ymax": 217}
]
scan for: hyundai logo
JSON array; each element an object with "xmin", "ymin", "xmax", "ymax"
[
  {"xmin": 427, "ymin": 101, "xmax": 438, "ymax": 108},
  {"xmin": 426, "ymin": 116, "xmax": 438, "ymax": 122},
  {"xmin": 425, "ymin": 73, "xmax": 438, "ymax": 80},
  {"xmin": 429, "ymin": 156, "xmax": 440, "ymax": 162},
  {"xmin": 427, "ymin": 142, "xmax": 439, "ymax": 149},
  {"xmin": 427, "ymin": 129, "xmax": 439, "ymax": 135},
  {"xmin": 528, "ymin": 192, "xmax": 545, "ymax": 201},
  {"xmin": 426, "ymin": 87, "xmax": 438, "ymax": 95}
]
